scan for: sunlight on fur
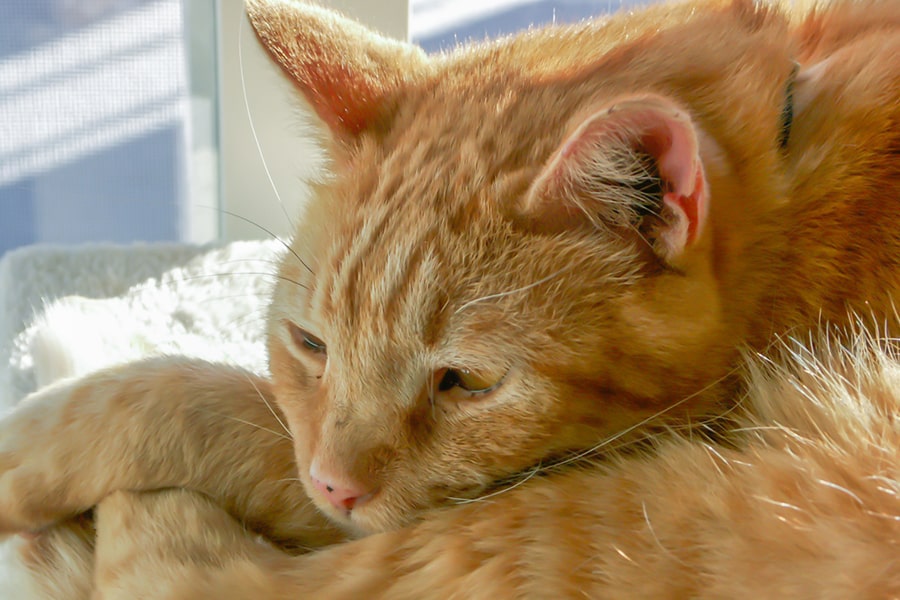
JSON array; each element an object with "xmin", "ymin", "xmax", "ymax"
[
  {"xmin": 13, "ymin": 326, "xmax": 900, "ymax": 598},
  {"xmin": 0, "ymin": 0, "xmax": 897, "ymax": 596}
]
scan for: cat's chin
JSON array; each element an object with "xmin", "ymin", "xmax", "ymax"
[
  {"xmin": 297, "ymin": 485, "xmax": 383, "ymax": 535},
  {"xmin": 316, "ymin": 502, "xmax": 392, "ymax": 537}
]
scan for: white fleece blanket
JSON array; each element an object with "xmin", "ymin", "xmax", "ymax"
[
  {"xmin": 1, "ymin": 240, "xmax": 281, "ymax": 408},
  {"xmin": 0, "ymin": 239, "xmax": 282, "ymax": 596}
]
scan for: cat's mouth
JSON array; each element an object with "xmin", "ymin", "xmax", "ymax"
[
  {"xmin": 310, "ymin": 487, "xmax": 388, "ymax": 534},
  {"xmin": 315, "ymin": 502, "xmax": 368, "ymax": 534}
]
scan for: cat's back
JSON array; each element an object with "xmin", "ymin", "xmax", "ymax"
[
  {"xmin": 789, "ymin": 0, "xmax": 900, "ymax": 190},
  {"xmin": 775, "ymin": 0, "xmax": 900, "ymax": 326}
]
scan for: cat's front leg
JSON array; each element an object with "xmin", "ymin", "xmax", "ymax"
[
  {"xmin": 87, "ymin": 482, "xmax": 533, "ymax": 600},
  {"xmin": 92, "ymin": 488, "xmax": 284, "ymax": 600},
  {"xmin": 0, "ymin": 357, "xmax": 343, "ymax": 547}
]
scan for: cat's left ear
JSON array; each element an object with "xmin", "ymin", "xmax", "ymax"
[
  {"xmin": 245, "ymin": 0, "xmax": 428, "ymax": 140},
  {"xmin": 521, "ymin": 95, "xmax": 710, "ymax": 264}
]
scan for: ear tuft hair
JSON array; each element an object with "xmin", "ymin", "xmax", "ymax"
[{"xmin": 521, "ymin": 95, "xmax": 710, "ymax": 264}]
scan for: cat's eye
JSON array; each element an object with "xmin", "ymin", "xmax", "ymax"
[
  {"xmin": 288, "ymin": 322, "xmax": 327, "ymax": 355},
  {"xmin": 435, "ymin": 367, "xmax": 505, "ymax": 398}
]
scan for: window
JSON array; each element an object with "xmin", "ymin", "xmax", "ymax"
[
  {"xmin": 0, "ymin": 0, "xmax": 218, "ymax": 258},
  {"xmin": 0, "ymin": 0, "xmax": 651, "ymax": 256}
]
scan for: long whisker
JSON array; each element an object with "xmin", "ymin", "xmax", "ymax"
[
  {"xmin": 214, "ymin": 207, "xmax": 315, "ymax": 276},
  {"xmin": 533, "ymin": 332, "xmax": 815, "ymax": 478},
  {"xmin": 238, "ymin": 6, "xmax": 296, "ymax": 233},
  {"xmin": 245, "ymin": 374, "xmax": 293, "ymax": 440},
  {"xmin": 448, "ymin": 462, "xmax": 542, "ymax": 505},
  {"xmin": 541, "ymin": 366, "xmax": 741, "ymax": 473},
  {"xmin": 455, "ymin": 263, "xmax": 577, "ymax": 315},
  {"xmin": 445, "ymin": 356, "xmax": 749, "ymax": 507},
  {"xmin": 174, "ymin": 272, "xmax": 309, "ymax": 291},
  {"xmin": 222, "ymin": 310, "xmax": 270, "ymax": 329},
  {"xmin": 274, "ymin": 477, "xmax": 304, "ymax": 484},
  {"xmin": 642, "ymin": 500, "xmax": 691, "ymax": 567},
  {"xmin": 204, "ymin": 256, "xmax": 285, "ymax": 268},
  {"xmin": 195, "ymin": 408, "xmax": 292, "ymax": 442},
  {"xmin": 193, "ymin": 292, "xmax": 273, "ymax": 304}
]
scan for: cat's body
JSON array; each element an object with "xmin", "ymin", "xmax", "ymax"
[
  {"xmin": 258, "ymin": 0, "xmax": 900, "ymax": 535},
  {"xmin": 255, "ymin": 3, "xmax": 900, "ymax": 531},
  {"xmin": 0, "ymin": 0, "xmax": 898, "ymax": 597},
  {"xmin": 15, "ymin": 333, "xmax": 900, "ymax": 599},
  {"xmin": 91, "ymin": 335, "xmax": 900, "ymax": 599}
]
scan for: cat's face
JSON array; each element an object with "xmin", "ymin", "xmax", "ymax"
[
  {"xmin": 266, "ymin": 147, "xmax": 717, "ymax": 533},
  {"xmin": 250, "ymin": 0, "xmax": 792, "ymax": 533},
  {"xmin": 265, "ymin": 92, "xmax": 729, "ymax": 533}
]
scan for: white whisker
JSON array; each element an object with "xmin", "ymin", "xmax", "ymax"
[
  {"xmin": 455, "ymin": 264, "xmax": 576, "ymax": 315},
  {"xmin": 245, "ymin": 374, "xmax": 293, "ymax": 440},
  {"xmin": 449, "ymin": 463, "xmax": 541, "ymax": 504},
  {"xmin": 274, "ymin": 477, "xmax": 304, "ymax": 484},
  {"xmin": 239, "ymin": 8, "xmax": 292, "ymax": 229},
  {"xmin": 642, "ymin": 500, "xmax": 690, "ymax": 567},
  {"xmin": 197, "ymin": 409, "xmax": 292, "ymax": 442},
  {"xmin": 539, "ymin": 364, "xmax": 741, "ymax": 473}
]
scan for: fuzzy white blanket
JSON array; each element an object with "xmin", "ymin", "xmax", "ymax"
[{"xmin": 0, "ymin": 240, "xmax": 281, "ymax": 596}]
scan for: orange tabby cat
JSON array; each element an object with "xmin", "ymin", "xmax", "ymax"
[
  {"xmin": 1, "ymin": 0, "xmax": 899, "ymax": 596},
  {"xmin": 84, "ymin": 332, "xmax": 900, "ymax": 598}
]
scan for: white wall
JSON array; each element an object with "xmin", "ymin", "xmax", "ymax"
[{"xmin": 217, "ymin": 0, "xmax": 409, "ymax": 241}]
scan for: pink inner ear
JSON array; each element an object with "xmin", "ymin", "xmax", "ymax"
[
  {"xmin": 639, "ymin": 118, "xmax": 695, "ymax": 198},
  {"xmin": 526, "ymin": 95, "xmax": 709, "ymax": 258},
  {"xmin": 634, "ymin": 110, "xmax": 708, "ymax": 248}
]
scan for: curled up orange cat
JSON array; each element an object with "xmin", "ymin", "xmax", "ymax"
[{"xmin": 1, "ymin": 0, "xmax": 898, "ymax": 597}]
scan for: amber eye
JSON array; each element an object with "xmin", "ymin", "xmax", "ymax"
[
  {"xmin": 436, "ymin": 367, "xmax": 505, "ymax": 397},
  {"xmin": 288, "ymin": 322, "xmax": 326, "ymax": 355}
]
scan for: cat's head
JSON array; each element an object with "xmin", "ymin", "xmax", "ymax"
[{"xmin": 249, "ymin": 0, "xmax": 793, "ymax": 534}]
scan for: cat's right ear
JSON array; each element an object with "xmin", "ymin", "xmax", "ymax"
[
  {"xmin": 520, "ymin": 95, "xmax": 710, "ymax": 266},
  {"xmin": 245, "ymin": 0, "xmax": 428, "ymax": 141}
]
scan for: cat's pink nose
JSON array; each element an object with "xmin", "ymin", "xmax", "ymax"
[{"xmin": 309, "ymin": 468, "xmax": 372, "ymax": 511}]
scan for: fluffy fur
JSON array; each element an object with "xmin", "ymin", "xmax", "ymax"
[
  {"xmin": 0, "ymin": 0, "xmax": 897, "ymax": 596},
  {"xmin": 257, "ymin": 0, "xmax": 900, "ymax": 535},
  {"xmin": 17, "ymin": 331, "xmax": 900, "ymax": 598}
]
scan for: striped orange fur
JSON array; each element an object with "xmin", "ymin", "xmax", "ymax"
[{"xmin": 0, "ymin": 0, "xmax": 897, "ymax": 596}]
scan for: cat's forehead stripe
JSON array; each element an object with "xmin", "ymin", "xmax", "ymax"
[
  {"xmin": 328, "ymin": 203, "xmax": 394, "ymax": 321},
  {"xmin": 325, "ymin": 200, "xmax": 450, "ymax": 345}
]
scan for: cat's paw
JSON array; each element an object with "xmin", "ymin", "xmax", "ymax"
[
  {"xmin": 0, "ymin": 358, "xmax": 249, "ymax": 533},
  {"xmin": 0, "ymin": 360, "xmax": 191, "ymax": 533},
  {"xmin": 0, "ymin": 357, "xmax": 341, "ymax": 549},
  {"xmin": 0, "ymin": 380, "xmax": 95, "ymax": 532}
]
